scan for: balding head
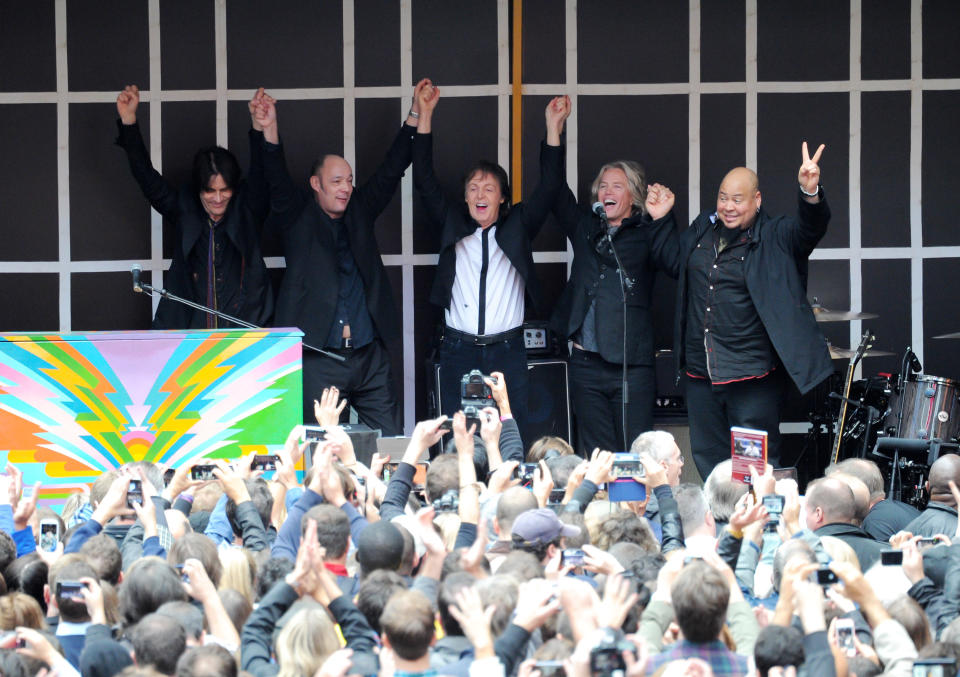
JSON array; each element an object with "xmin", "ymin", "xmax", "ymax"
[
  {"xmin": 831, "ymin": 473, "xmax": 871, "ymax": 525},
  {"xmin": 804, "ymin": 478, "xmax": 857, "ymax": 530},
  {"xmin": 928, "ymin": 453, "xmax": 960, "ymax": 504},
  {"xmin": 495, "ymin": 487, "xmax": 538, "ymax": 538},
  {"xmin": 722, "ymin": 167, "xmax": 759, "ymax": 193},
  {"xmin": 716, "ymin": 167, "xmax": 762, "ymax": 230}
]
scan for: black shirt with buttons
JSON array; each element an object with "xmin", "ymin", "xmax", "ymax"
[
  {"xmin": 324, "ymin": 217, "xmax": 376, "ymax": 349},
  {"xmin": 187, "ymin": 219, "xmax": 240, "ymax": 327},
  {"xmin": 684, "ymin": 216, "xmax": 777, "ymax": 383}
]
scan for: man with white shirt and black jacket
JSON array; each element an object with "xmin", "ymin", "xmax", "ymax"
[{"xmin": 413, "ymin": 83, "xmax": 570, "ymax": 442}]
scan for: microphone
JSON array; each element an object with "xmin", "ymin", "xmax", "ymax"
[
  {"xmin": 874, "ymin": 437, "xmax": 932, "ymax": 453},
  {"xmin": 131, "ymin": 264, "xmax": 142, "ymax": 293},
  {"xmin": 908, "ymin": 350, "xmax": 923, "ymax": 373},
  {"xmin": 592, "ymin": 201, "xmax": 609, "ymax": 224}
]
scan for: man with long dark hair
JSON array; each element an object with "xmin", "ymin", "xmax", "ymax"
[{"xmin": 115, "ymin": 85, "xmax": 273, "ymax": 329}]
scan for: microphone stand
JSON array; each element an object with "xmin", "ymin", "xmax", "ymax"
[
  {"xmin": 896, "ymin": 347, "xmax": 911, "ymax": 436},
  {"xmin": 134, "ymin": 280, "xmax": 345, "ymax": 363},
  {"xmin": 604, "ymin": 230, "xmax": 631, "ymax": 450}
]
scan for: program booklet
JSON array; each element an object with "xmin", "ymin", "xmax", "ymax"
[{"xmin": 731, "ymin": 426, "xmax": 768, "ymax": 484}]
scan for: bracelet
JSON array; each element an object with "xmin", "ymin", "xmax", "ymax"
[
  {"xmin": 500, "ymin": 414, "xmax": 513, "ymax": 422},
  {"xmin": 407, "ymin": 110, "xmax": 420, "ymax": 119},
  {"xmin": 727, "ymin": 526, "xmax": 744, "ymax": 539},
  {"xmin": 799, "ymin": 183, "xmax": 820, "ymax": 197}
]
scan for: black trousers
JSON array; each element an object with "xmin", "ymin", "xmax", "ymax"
[
  {"xmin": 437, "ymin": 331, "xmax": 529, "ymax": 445},
  {"xmin": 302, "ymin": 340, "xmax": 402, "ymax": 436},
  {"xmin": 685, "ymin": 369, "xmax": 785, "ymax": 480},
  {"xmin": 568, "ymin": 347, "xmax": 655, "ymax": 456}
]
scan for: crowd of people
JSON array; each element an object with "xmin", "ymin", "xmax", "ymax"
[
  {"xmin": 49, "ymin": 66, "xmax": 937, "ymax": 677},
  {"xmin": 2, "ymin": 376, "xmax": 960, "ymax": 677}
]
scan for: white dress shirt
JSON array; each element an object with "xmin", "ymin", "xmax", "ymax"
[{"xmin": 445, "ymin": 225, "xmax": 525, "ymax": 335}]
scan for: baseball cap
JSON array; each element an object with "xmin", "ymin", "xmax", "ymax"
[{"xmin": 510, "ymin": 508, "xmax": 581, "ymax": 545}]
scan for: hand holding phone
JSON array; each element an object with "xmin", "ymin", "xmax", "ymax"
[
  {"xmin": 835, "ymin": 618, "xmax": 856, "ymax": 657},
  {"xmin": 126, "ymin": 479, "xmax": 143, "ymax": 508}
]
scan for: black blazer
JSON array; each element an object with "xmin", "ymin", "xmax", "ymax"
[
  {"xmin": 650, "ymin": 193, "xmax": 834, "ymax": 394},
  {"xmin": 550, "ymin": 187, "xmax": 670, "ymax": 366},
  {"xmin": 412, "ymin": 133, "xmax": 564, "ymax": 318},
  {"xmin": 117, "ymin": 121, "xmax": 274, "ymax": 329},
  {"xmin": 814, "ymin": 522, "xmax": 886, "ymax": 571},
  {"xmin": 263, "ymin": 125, "xmax": 416, "ymax": 352}
]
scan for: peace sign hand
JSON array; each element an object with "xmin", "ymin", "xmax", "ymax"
[{"xmin": 798, "ymin": 141, "xmax": 825, "ymax": 196}]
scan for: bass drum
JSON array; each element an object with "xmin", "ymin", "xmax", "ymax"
[{"xmin": 885, "ymin": 374, "xmax": 960, "ymax": 442}]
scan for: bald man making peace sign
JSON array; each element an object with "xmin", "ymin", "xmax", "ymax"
[{"xmin": 646, "ymin": 143, "xmax": 832, "ymax": 479}]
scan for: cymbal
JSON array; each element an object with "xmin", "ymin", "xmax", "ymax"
[
  {"xmin": 828, "ymin": 345, "xmax": 895, "ymax": 360},
  {"xmin": 933, "ymin": 331, "xmax": 960, "ymax": 339},
  {"xmin": 811, "ymin": 304, "xmax": 879, "ymax": 322}
]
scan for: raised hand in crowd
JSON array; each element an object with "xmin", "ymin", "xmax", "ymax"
[
  {"xmin": 484, "ymin": 370, "xmax": 512, "ymax": 418},
  {"xmin": 532, "ymin": 459, "xmax": 554, "ymax": 508},
  {"xmin": 586, "ymin": 448, "xmax": 615, "ymax": 486},
  {"xmin": 447, "ymin": 584, "xmax": 497, "ymax": 659},
  {"xmin": 213, "ymin": 457, "xmax": 253, "ymax": 505},
  {"xmin": 748, "ymin": 463, "xmax": 777, "ymax": 499},
  {"xmin": 130, "ymin": 468, "xmax": 157, "ymax": 538},
  {"xmin": 314, "ymin": 648, "xmax": 354, "ymax": 677},
  {"xmin": 728, "ymin": 493, "xmax": 768, "ymax": 535},
  {"xmin": 637, "ymin": 453, "xmax": 668, "ymax": 490},
  {"xmin": 402, "ymin": 415, "xmax": 448, "ymax": 465},
  {"xmin": 79, "ymin": 575, "xmax": 107, "ymax": 626},
  {"xmin": 91, "ymin": 470, "xmax": 136, "ymax": 526},
  {"xmin": 598, "ymin": 573, "xmax": 640, "ymax": 630},
  {"xmin": 315, "ymin": 386, "xmax": 348, "ymax": 428},
  {"xmin": 479, "ymin": 406, "xmax": 503, "ymax": 469}
]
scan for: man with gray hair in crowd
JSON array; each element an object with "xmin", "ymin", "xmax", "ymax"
[
  {"xmin": 703, "ymin": 459, "xmax": 749, "ymax": 534},
  {"xmin": 828, "ymin": 458, "xmax": 920, "ymax": 541},
  {"xmin": 630, "ymin": 430, "xmax": 685, "ymax": 524},
  {"xmin": 673, "ymin": 483, "xmax": 717, "ymax": 555}
]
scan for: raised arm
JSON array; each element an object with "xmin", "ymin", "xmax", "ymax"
[
  {"xmin": 517, "ymin": 96, "xmax": 570, "ymax": 238},
  {"xmin": 255, "ymin": 92, "xmax": 304, "ymax": 225},
  {"xmin": 411, "ymin": 79, "xmax": 449, "ymax": 228},
  {"xmin": 245, "ymin": 87, "xmax": 270, "ymax": 223},
  {"xmin": 352, "ymin": 79, "xmax": 426, "ymax": 218},
  {"xmin": 115, "ymin": 85, "xmax": 179, "ymax": 219},
  {"xmin": 784, "ymin": 141, "xmax": 830, "ymax": 257},
  {"xmin": 644, "ymin": 183, "xmax": 683, "ymax": 279}
]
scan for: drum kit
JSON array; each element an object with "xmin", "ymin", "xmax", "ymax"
[{"xmin": 801, "ymin": 303, "xmax": 960, "ymax": 508}]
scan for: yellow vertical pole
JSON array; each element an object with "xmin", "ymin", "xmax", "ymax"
[{"xmin": 511, "ymin": 0, "xmax": 523, "ymax": 202}]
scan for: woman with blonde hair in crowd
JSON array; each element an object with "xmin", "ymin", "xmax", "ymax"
[{"xmin": 218, "ymin": 546, "xmax": 256, "ymax": 605}]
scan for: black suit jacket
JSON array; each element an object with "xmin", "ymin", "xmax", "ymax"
[
  {"xmin": 863, "ymin": 498, "xmax": 921, "ymax": 541},
  {"xmin": 550, "ymin": 189, "xmax": 674, "ymax": 365},
  {"xmin": 904, "ymin": 501, "xmax": 958, "ymax": 539},
  {"xmin": 412, "ymin": 133, "xmax": 564, "ymax": 318},
  {"xmin": 117, "ymin": 121, "xmax": 274, "ymax": 329},
  {"xmin": 263, "ymin": 125, "xmax": 416, "ymax": 351},
  {"xmin": 815, "ymin": 522, "xmax": 886, "ymax": 571}
]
